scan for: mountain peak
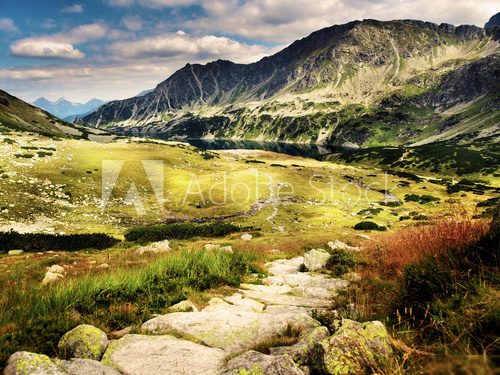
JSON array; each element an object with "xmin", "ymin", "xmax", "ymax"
[{"xmin": 485, "ymin": 12, "xmax": 500, "ymax": 29}]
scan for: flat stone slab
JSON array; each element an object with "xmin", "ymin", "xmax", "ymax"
[
  {"xmin": 266, "ymin": 257, "xmax": 304, "ymax": 276},
  {"xmin": 264, "ymin": 273, "xmax": 348, "ymax": 289},
  {"xmin": 141, "ymin": 309, "xmax": 320, "ymax": 353},
  {"xmin": 102, "ymin": 334, "xmax": 225, "ymax": 375},
  {"xmin": 239, "ymin": 284, "xmax": 333, "ymax": 308}
]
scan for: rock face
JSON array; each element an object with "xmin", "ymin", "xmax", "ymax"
[
  {"xmin": 485, "ymin": 12, "xmax": 500, "ymax": 29},
  {"xmin": 101, "ymin": 334, "xmax": 226, "ymax": 375},
  {"xmin": 303, "ymin": 249, "xmax": 331, "ymax": 271},
  {"xmin": 312, "ymin": 319, "xmax": 394, "ymax": 374},
  {"xmin": 221, "ymin": 350, "xmax": 304, "ymax": 375},
  {"xmin": 56, "ymin": 359, "xmax": 120, "ymax": 375},
  {"xmin": 57, "ymin": 324, "xmax": 108, "ymax": 360},
  {"xmin": 80, "ymin": 19, "xmax": 499, "ymax": 149}
]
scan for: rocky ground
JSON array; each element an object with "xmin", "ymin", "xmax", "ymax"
[{"xmin": 3, "ymin": 243, "xmax": 395, "ymax": 375}]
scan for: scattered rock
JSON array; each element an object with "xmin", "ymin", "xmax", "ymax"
[
  {"xmin": 270, "ymin": 326, "xmax": 329, "ymax": 365},
  {"xmin": 47, "ymin": 264, "xmax": 65, "ymax": 274},
  {"xmin": 168, "ymin": 300, "xmax": 199, "ymax": 313},
  {"xmin": 3, "ymin": 351, "xmax": 65, "ymax": 375},
  {"xmin": 327, "ymin": 240, "xmax": 360, "ymax": 252},
  {"xmin": 221, "ymin": 350, "xmax": 304, "ymax": 375},
  {"xmin": 240, "ymin": 233, "xmax": 252, "ymax": 241},
  {"xmin": 102, "ymin": 334, "xmax": 226, "ymax": 375},
  {"xmin": 203, "ymin": 244, "xmax": 233, "ymax": 253},
  {"xmin": 303, "ymin": 249, "xmax": 330, "ymax": 271},
  {"xmin": 136, "ymin": 239, "xmax": 171, "ymax": 255},
  {"xmin": 58, "ymin": 324, "xmax": 108, "ymax": 360},
  {"xmin": 56, "ymin": 358, "xmax": 120, "ymax": 375},
  {"xmin": 220, "ymin": 245, "xmax": 233, "ymax": 253},
  {"xmin": 41, "ymin": 271, "xmax": 64, "ymax": 286},
  {"xmin": 97, "ymin": 263, "xmax": 110, "ymax": 269},
  {"xmin": 7, "ymin": 250, "xmax": 23, "ymax": 256},
  {"xmin": 312, "ymin": 319, "xmax": 394, "ymax": 374}
]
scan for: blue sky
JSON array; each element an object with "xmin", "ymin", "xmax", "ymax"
[{"xmin": 0, "ymin": 0, "xmax": 497, "ymax": 103}]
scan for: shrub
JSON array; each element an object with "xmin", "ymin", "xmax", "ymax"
[
  {"xmin": 14, "ymin": 153, "xmax": 34, "ymax": 159},
  {"xmin": 0, "ymin": 231, "xmax": 119, "ymax": 252},
  {"xmin": 124, "ymin": 222, "xmax": 244, "ymax": 242},
  {"xmin": 353, "ymin": 221, "xmax": 387, "ymax": 231},
  {"xmin": 404, "ymin": 194, "xmax": 440, "ymax": 204},
  {"xmin": 326, "ymin": 250, "xmax": 356, "ymax": 276}
]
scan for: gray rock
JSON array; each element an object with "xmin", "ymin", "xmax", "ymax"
[
  {"xmin": 221, "ymin": 350, "xmax": 304, "ymax": 375},
  {"xmin": 270, "ymin": 326, "xmax": 329, "ymax": 365},
  {"xmin": 3, "ymin": 352, "xmax": 65, "ymax": 375},
  {"xmin": 136, "ymin": 239, "xmax": 171, "ymax": 255},
  {"xmin": 58, "ymin": 324, "xmax": 108, "ymax": 360},
  {"xmin": 141, "ymin": 309, "xmax": 320, "ymax": 353},
  {"xmin": 102, "ymin": 334, "xmax": 226, "ymax": 375},
  {"xmin": 311, "ymin": 319, "xmax": 394, "ymax": 374},
  {"xmin": 56, "ymin": 358, "xmax": 120, "ymax": 375},
  {"xmin": 41, "ymin": 271, "xmax": 64, "ymax": 286},
  {"xmin": 303, "ymin": 249, "xmax": 330, "ymax": 271},
  {"xmin": 8, "ymin": 250, "xmax": 23, "ymax": 256},
  {"xmin": 168, "ymin": 299, "xmax": 199, "ymax": 312}
]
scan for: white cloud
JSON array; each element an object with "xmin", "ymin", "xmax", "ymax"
[
  {"xmin": 107, "ymin": 0, "xmax": 198, "ymax": 8},
  {"xmin": 108, "ymin": 32, "xmax": 273, "ymax": 62},
  {"xmin": 189, "ymin": 0, "xmax": 499, "ymax": 43},
  {"xmin": 10, "ymin": 40, "xmax": 85, "ymax": 59},
  {"xmin": 0, "ymin": 18, "xmax": 19, "ymax": 33},
  {"xmin": 41, "ymin": 19, "xmax": 57, "ymax": 30},
  {"xmin": 61, "ymin": 4, "xmax": 84, "ymax": 13},
  {"xmin": 9, "ymin": 23, "xmax": 108, "ymax": 60},
  {"xmin": 122, "ymin": 15, "xmax": 143, "ymax": 31}
]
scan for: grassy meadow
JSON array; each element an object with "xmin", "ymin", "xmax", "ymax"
[{"xmin": 0, "ymin": 129, "xmax": 498, "ymax": 371}]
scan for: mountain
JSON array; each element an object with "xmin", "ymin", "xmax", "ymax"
[
  {"xmin": 34, "ymin": 97, "xmax": 106, "ymax": 120},
  {"xmin": 0, "ymin": 89, "xmax": 110, "ymax": 139},
  {"xmin": 485, "ymin": 12, "xmax": 500, "ymax": 29},
  {"xmin": 135, "ymin": 89, "xmax": 154, "ymax": 97},
  {"xmin": 81, "ymin": 18, "xmax": 500, "ymax": 148}
]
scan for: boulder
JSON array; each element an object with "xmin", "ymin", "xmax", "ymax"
[
  {"xmin": 58, "ymin": 324, "xmax": 108, "ymax": 360},
  {"xmin": 221, "ymin": 350, "xmax": 304, "ymax": 375},
  {"xmin": 168, "ymin": 299, "xmax": 199, "ymax": 313},
  {"xmin": 203, "ymin": 243, "xmax": 220, "ymax": 250},
  {"xmin": 141, "ymin": 309, "xmax": 320, "ymax": 353},
  {"xmin": 312, "ymin": 319, "xmax": 394, "ymax": 374},
  {"xmin": 240, "ymin": 233, "xmax": 252, "ymax": 241},
  {"xmin": 303, "ymin": 249, "xmax": 330, "ymax": 271},
  {"xmin": 136, "ymin": 240, "xmax": 171, "ymax": 255},
  {"xmin": 102, "ymin": 334, "xmax": 225, "ymax": 375},
  {"xmin": 47, "ymin": 265, "xmax": 65, "ymax": 274},
  {"xmin": 8, "ymin": 250, "xmax": 23, "ymax": 256},
  {"xmin": 41, "ymin": 271, "xmax": 64, "ymax": 286},
  {"xmin": 56, "ymin": 358, "xmax": 120, "ymax": 375},
  {"xmin": 270, "ymin": 326, "xmax": 329, "ymax": 366},
  {"xmin": 327, "ymin": 240, "xmax": 360, "ymax": 252},
  {"xmin": 97, "ymin": 263, "xmax": 110, "ymax": 269},
  {"xmin": 3, "ymin": 352, "xmax": 65, "ymax": 375}
]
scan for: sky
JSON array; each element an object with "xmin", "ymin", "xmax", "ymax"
[{"xmin": 0, "ymin": 0, "xmax": 498, "ymax": 104}]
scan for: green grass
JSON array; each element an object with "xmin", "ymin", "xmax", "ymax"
[{"xmin": 0, "ymin": 249, "xmax": 260, "ymax": 368}]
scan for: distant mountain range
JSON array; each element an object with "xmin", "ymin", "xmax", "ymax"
[
  {"xmin": 33, "ymin": 97, "xmax": 107, "ymax": 121},
  {"xmin": 0, "ymin": 90, "xmax": 98, "ymax": 138},
  {"xmin": 80, "ymin": 15, "xmax": 500, "ymax": 149}
]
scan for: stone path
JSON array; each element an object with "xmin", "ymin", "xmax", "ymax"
[
  {"xmin": 103, "ymin": 254, "xmax": 348, "ymax": 375},
  {"xmin": 6, "ymin": 252, "xmax": 357, "ymax": 375}
]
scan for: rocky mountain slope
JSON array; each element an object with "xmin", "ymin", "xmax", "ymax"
[
  {"xmin": 81, "ymin": 18, "xmax": 500, "ymax": 147},
  {"xmin": 34, "ymin": 97, "xmax": 106, "ymax": 121}
]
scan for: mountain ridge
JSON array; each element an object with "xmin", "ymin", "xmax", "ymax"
[
  {"xmin": 80, "ymin": 17, "xmax": 500, "ymax": 148},
  {"xmin": 34, "ymin": 97, "xmax": 106, "ymax": 120}
]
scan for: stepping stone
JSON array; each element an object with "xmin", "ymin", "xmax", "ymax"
[
  {"xmin": 101, "ymin": 334, "xmax": 225, "ymax": 375},
  {"xmin": 239, "ymin": 284, "xmax": 332, "ymax": 308},
  {"xmin": 141, "ymin": 310, "xmax": 320, "ymax": 353},
  {"xmin": 223, "ymin": 293, "xmax": 265, "ymax": 312},
  {"xmin": 266, "ymin": 257, "xmax": 304, "ymax": 276}
]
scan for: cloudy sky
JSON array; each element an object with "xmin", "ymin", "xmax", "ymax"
[{"xmin": 0, "ymin": 0, "xmax": 497, "ymax": 103}]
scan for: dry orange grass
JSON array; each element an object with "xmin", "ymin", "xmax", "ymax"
[{"xmin": 365, "ymin": 216, "xmax": 490, "ymax": 277}]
